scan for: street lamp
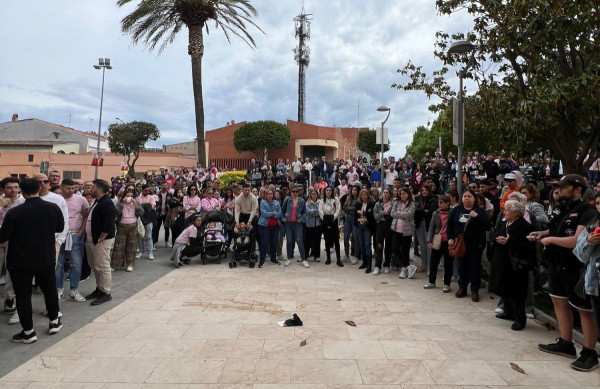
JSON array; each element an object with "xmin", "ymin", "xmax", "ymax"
[
  {"xmin": 448, "ymin": 40, "xmax": 475, "ymax": 195},
  {"xmin": 115, "ymin": 117, "xmax": 124, "ymax": 124},
  {"xmin": 93, "ymin": 58, "xmax": 112, "ymax": 179},
  {"xmin": 377, "ymin": 106, "xmax": 391, "ymax": 191}
]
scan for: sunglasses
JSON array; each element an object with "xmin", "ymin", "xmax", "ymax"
[
  {"xmin": 38, "ymin": 180, "xmax": 49, "ymax": 184},
  {"xmin": 292, "ymin": 191, "xmax": 298, "ymax": 193}
]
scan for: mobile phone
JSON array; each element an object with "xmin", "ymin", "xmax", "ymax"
[{"xmin": 593, "ymin": 227, "xmax": 600, "ymax": 236}]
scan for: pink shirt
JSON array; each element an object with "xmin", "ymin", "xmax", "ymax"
[
  {"xmin": 394, "ymin": 203, "xmax": 406, "ymax": 233},
  {"xmin": 175, "ymin": 224, "xmax": 198, "ymax": 244},
  {"xmin": 439, "ymin": 210, "xmax": 449, "ymax": 241},
  {"xmin": 64, "ymin": 194, "xmax": 89, "ymax": 233},
  {"xmin": 201, "ymin": 197, "xmax": 219, "ymax": 213},
  {"xmin": 85, "ymin": 204, "xmax": 95, "ymax": 242},
  {"xmin": 138, "ymin": 194, "xmax": 156, "ymax": 208},
  {"xmin": 290, "ymin": 203, "xmax": 298, "ymax": 222},
  {"xmin": 121, "ymin": 203, "xmax": 137, "ymax": 225},
  {"xmin": 183, "ymin": 195, "xmax": 201, "ymax": 219}
]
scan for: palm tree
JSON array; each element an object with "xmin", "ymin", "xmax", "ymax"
[{"xmin": 116, "ymin": 0, "xmax": 262, "ymax": 166}]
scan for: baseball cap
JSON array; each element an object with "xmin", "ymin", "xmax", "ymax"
[
  {"xmin": 504, "ymin": 172, "xmax": 517, "ymax": 180},
  {"xmin": 558, "ymin": 174, "xmax": 587, "ymax": 189}
]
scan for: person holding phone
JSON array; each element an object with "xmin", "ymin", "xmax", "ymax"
[{"xmin": 112, "ymin": 190, "xmax": 144, "ymax": 272}]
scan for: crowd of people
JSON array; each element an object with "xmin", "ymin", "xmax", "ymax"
[{"xmin": 1, "ymin": 151, "xmax": 599, "ymax": 371}]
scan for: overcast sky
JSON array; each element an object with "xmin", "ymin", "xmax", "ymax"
[{"xmin": 0, "ymin": 0, "xmax": 473, "ymax": 157}]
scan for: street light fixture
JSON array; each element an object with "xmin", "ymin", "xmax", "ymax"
[
  {"xmin": 448, "ymin": 40, "xmax": 476, "ymax": 195},
  {"xmin": 115, "ymin": 117, "xmax": 124, "ymax": 124},
  {"xmin": 93, "ymin": 58, "xmax": 112, "ymax": 179},
  {"xmin": 377, "ymin": 106, "xmax": 391, "ymax": 191}
]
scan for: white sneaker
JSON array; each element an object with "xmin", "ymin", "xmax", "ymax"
[
  {"xmin": 399, "ymin": 267, "xmax": 408, "ymax": 279},
  {"xmin": 373, "ymin": 267, "xmax": 380, "ymax": 275},
  {"xmin": 166, "ymin": 242, "xmax": 172, "ymax": 248},
  {"xmin": 494, "ymin": 307, "xmax": 504, "ymax": 314},
  {"xmin": 283, "ymin": 259, "xmax": 291, "ymax": 266},
  {"xmin": 57, "ymin": 288, "xmax": 64, "ymax": 298},
  {"xmin": 126, "ymin": 266, "xmax": 133, "ymax": 272},
  {"xmin": 153, "ymin": 243, "xmax": 158, "ymax": 250},
  {"xmin": 423, "ymin": 283, "xmax": 436, "ymax": 289},
  {"xmin": 443, "ymin": 285, "xmax": 451, "ymax": 293},
  {"xmin": 69, "ymin": 289, "xmax": 86, "ymax": 302},
  {"xmin": 148, "ymin": 252, "xmax": 154, "ymax": 260},
  {"xmin": 302, "ymin": 260, "xmax": 309, "ymax": 268},
  {"xmin": 526, "ymin": 312, "xmax": 535, "ymax": 319},
  {"xmin": 383, "ymin": 267, "xmax": 390, "ymax": 274},
  {"xmin": 136, "ymin": 252, "xmax": 142, "ymax": 259},
  {"xmin": 407, "ymin": 265, "xmax": 417, "ymax": 279},
  {"xmin": 350, "ymin": 256, "xmax": 358, "ymax": 265},
  {"xmin": 8, "ymin": 312, "xmax": 20, "ymax": 325}
]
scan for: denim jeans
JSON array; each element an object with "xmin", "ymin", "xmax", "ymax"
[
  {"xmin": 56, "ymin": 234, "xmax": 86, "ymax": 291},
  {"xmin": 355, "ymin": 222, "xmax": 372, "ymax": 257},
  {"xmin": 138, "ymin": 222, "xmax": 153, "ymax": 254},
  {"xmin": 343, "ymin": 214, "xmax": 355, "ymax": 256},
  {"xmin": 259, "ymin": 224, "xmax": 280, "ymax": 263},
  {"xmin": 415, "ymin": 223, "xmax": 431, "ymax": 270},
  {"xmin": 285, "ymin": 222, "xmax": 305, "ymax": 260}
]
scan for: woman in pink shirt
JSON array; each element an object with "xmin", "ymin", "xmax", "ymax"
[
  {"xmin": 112, "ymin": 190, "xmax": 144, "ymax": 272},
  {"xmin": 183, "ymin": 185, "xmax": 201, "ymax": 220},
  {"xmin": 424, "ymin": 195, "xmax": 454, "ymax": 292},
  {"xmin": 170, "ymin": 215, "xmax": 203, "ymax": 267},
  {"xmin": 200, "ymin": 189, "xmax": 220, "ymax": 214}
]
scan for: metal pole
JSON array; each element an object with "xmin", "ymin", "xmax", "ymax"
[
  {"xmin": 381, "ymin": 121, "xmax": 385, "ymax": 192},
  {"xmin": 95, "ymin": 67, "xmax": 106, "ymax": 180},
  {"xmin": 456, "ymin": 71, "xmax": 464, "ymax": 195}
]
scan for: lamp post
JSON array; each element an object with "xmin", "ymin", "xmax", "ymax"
[
  {"xmin": 448, "ymin": 40, "xmax": 475, "ymax": 196},
  {"xmin": 115, "ymin": 117, "xmax": 124, "ymax": 124},
  {"xmin": 93, "ymin": 58, "xmax": 112, "ymax": 179},
  {"xmin": 377, "ymin": 106, "xmax": 391, "ymax": 192}
]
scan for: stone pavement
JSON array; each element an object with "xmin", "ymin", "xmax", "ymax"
[{"xmin": 1, "ymin": 250, "xmax": 600, "ymax": 388}]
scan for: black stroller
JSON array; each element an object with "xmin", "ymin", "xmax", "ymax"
[
  {"xmin": 200, "ymin": 210, "xmax": 227, "ymax": 264},
  {"xmin": 229, "ymin": 225, "xmax": 256, "ymax": 268}
]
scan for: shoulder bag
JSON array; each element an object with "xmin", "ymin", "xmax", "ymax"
[{"xmin": 448, "ymin": 218, "xmax": 469, "ymax": 258}]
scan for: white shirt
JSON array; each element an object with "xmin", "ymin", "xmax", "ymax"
[
  {"xmin": 385, "ymin": 169, "xmax": 398, "ymax": 186},
  {"xmin": 41, "ymin": 191, "xmax": 69, "ymax": 245},
  {"xmin": 292, "ymin": 161, "xmax": 302, "ymax": 173}
]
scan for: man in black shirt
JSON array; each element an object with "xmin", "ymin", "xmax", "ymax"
[
  {"xmin": 482, "ymin": 155, "xmax": 500, "ymax": 180},
  {"xmin": 533, "ymin": 174, "xmax": 598, "ymax": 371},
  {"xmin": 0, "ymin": 178, "xmax": 64, "ymax": 343}
]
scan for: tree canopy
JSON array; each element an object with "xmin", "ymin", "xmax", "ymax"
[
  {"xmin": 356, "ymin": 129, "xmax": 390, "ymax": 157},
  {"xmin": 404, "ymin": 110, "xmax": 456, "ymax": 159},
  {"xmin": 393, "ymin": 0, "xmax": 600, "ymax": 174},
  {"xmin": 233, "ymin": 120, "xmax": 291, "ymax": 159},
  {"xmin": 108, "ymin": 121, "xmax": 160, "ymax": 178},
  {"xmin": 117, "ymin": 0, "xmax": 263, "ymax": 167}
]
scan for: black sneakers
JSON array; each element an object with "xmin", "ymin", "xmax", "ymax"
[
  {"xmin": 4, "ymin": 298, "xmax": 16, "ymax": 315},
  {"xmin": 12, "ymin": 330, "xmax": 37, "ymax": 344},
  {"xmin": 538, "ymin": 338, "xmax": 577, "ymax": 358},
  {"xmin": 90, "ymin": 292, "xmax": 112, "ymax": 306},
  {"xmin": 49, "ymin": 319, "xmax": 63, "ymax": 335},
  {"xmin": 85, "ymin": 288, "xmax": 102, "ymax": 301},
  {"xmin": 571, "ymin": 347, "xmax": 599, "ymax": 372}
]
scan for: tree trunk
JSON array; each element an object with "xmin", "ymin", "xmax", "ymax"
[
  {"xmin": 188, "ymin": 24, "xmax": 206, "ymax": 167},
  {"xmin": 129, "ymin": 153, "xmax": 140, "ymax": 179}
]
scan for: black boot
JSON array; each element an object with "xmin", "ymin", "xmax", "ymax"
[
  {"xmin": 365, "ymin": 255, "xmax": 372, "ymax": 274},
  {"xmin": 325, "ymin": 251, "xmax": 331, "ymax": 265},
  {"xmin": 359, "ymin": 253, "xmax": 368, "ymax": 269},
  {"xmin": 511, "ymin": 300, "xmax": 527, "ymax": 331},
  {"xmin": 335, "ymin": 246, "xmax": 343, "ymax": 267}
]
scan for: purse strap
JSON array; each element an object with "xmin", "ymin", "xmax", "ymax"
[{"xmin": 460, "ymin": 217, "xmax": 470, "ymax": 235}]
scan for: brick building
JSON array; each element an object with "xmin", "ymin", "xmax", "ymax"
[{"xmin": 164, "ymin": 119, "xmax": 365, "ymax": 170}]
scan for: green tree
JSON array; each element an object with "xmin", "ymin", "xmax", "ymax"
[
  {"xmin": 356, "ymin": 129, "xmax": 390, "ymax": 157},
  {"xmin": 233, "ymin": 120, "xmax": 290, "ymax": 160},
  {"xmin": 405, "ymin": 111, "xmax": 456, "ymax": 159},
  {"xmin": 117, "ymin": 0, "xmax": 263, "ymax": 167},
  {"xmin": 108, "ymin": 121, "xmax": 160, "ymax": 178},
  {"xmin": 393, "ymin": 0, "xmax": 600, "ymax": 173}
]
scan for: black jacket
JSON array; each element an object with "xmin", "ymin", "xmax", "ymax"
[
  {"xmin": 414, "ymin": 194, "xmax": 438, "ymax": 230},
  {"xmin": 0, "ymin": 197, "xmax": 64, "ymax": 270},
  {"xmin": 354, "ymin": 201, "xmax": 376, "ymax": 232},
  {"xmin": 90, "ymin": 195, "xmax": 116, "ymax": 244}
]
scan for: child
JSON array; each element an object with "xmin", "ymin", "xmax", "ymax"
[{"xmin": 205, "ymin": 222, "xmax": 225, "ymax": 242}]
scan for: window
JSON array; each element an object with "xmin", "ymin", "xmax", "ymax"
[
  {"xmin": 28, "ymin": 154, "xmax": 34, "ymax": 162},
  {"xmin": 63, "ymin": 171, "xmax": 81, "ymax": 180}
]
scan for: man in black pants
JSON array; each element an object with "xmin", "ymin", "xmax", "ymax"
[
  {"xmin": 153, "ymin": 182, "xmax": 172, "ymax": 248},
  {"xmin": 0, "ymin": 178, "xmax": 65, "ymax": 343}
]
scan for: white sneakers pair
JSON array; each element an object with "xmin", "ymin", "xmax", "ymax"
[
  {"xmin": 399, "ymin": 265, "xmax": 417, "ymax": 279},
  {"xmin": 58, "ymin": 288, "xmax": 86, "ymax": 302},
  {"xmin": 283, "ymin": 259, "xmax": 310, "ymax": 268}
]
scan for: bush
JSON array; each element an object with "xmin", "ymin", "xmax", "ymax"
[{"xmin": 217, "ymin": 171, "xmax": 247, "ymax": 189}]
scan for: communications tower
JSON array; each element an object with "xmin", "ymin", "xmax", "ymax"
[{"xmin": 293, "ymin": 9, "xmax": 312, "ymax": 123}]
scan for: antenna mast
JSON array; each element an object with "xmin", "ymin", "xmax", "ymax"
[{"xmin": 293, "ymin": 6, "xmax": 312, "ymax": 123}]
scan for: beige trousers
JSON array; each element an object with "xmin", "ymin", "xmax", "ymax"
[
  {"xmin": 0, "ymin": 246, "xmax": 15, "ymax": 299},
  {"xmin": 85, "ymin": 239, "xmax": 114, "ymax": 294}
]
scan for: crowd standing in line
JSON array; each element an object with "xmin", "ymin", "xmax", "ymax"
[{"xmin": 0, "ymin": 152, "xmax": 599, "ymax": 371}]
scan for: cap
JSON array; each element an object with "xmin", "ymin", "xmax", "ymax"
[
  {"xmin": 504, "ymin": 172, "xmax": 517, "ymax": 180},
  {"xmin": 558, "ymin": 174, "xmax": 587, "ymax": 189}
]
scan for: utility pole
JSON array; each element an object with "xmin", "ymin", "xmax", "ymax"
[{"xmin": 293, "ymin": 8, "xmax": 312, "ymax": 123}]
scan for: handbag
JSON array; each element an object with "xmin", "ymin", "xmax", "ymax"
[
  {"xmin": 137, "ymin": 218, "xmax": 146, "ymax": 238},
  {"xmin": 449, "ymin": 219, "xmax": 469, "ymax": 258},
  {"xmin": 432, "ymin": 234, "xmax": 442, "ymax": 250}
]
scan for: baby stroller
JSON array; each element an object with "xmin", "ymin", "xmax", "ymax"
[
  {"xmin": 200, "ymin": 210, "xmax": 227, "ymax": 264},
  {"xmin": 229, "ymin": 225, "xmax": 256, "ymax": 268}
]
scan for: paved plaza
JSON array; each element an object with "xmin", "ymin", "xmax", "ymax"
[{"xmin": 1, "ymin": 249, "xmax": 599, "ymax": 388}]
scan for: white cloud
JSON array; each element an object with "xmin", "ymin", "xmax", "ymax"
[{"xmin": 0, "ymin": 0, "xmax": 474, "ymax": 158}]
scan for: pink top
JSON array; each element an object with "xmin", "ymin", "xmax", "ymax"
[
  {"xmin": 183, "ymin": 195, "xmax": 201, "ymax": 218},
  {"xmin": 121, "ymin": 203, "xmax": 137, "ymax": 225},
  {"xmin": 224, "ymin": 198, "xmax": 236, "ymax": 210},
  {"xmin": 175, "ymin": 224, "xmax": 198, "ymax": 244},
  {"xmin": 138, "ymin": 194, "xmax": 156, "ymax": 208},
  {"xmin": 380, "ymin": 201, "xmax": 391, "ymax": 221},
  {"xmin": 338, "ymin": 185, "xmax": 348, "ymax": 197},
  {"xmin": 439, "ymin": 210, "xmax": 449, "ymax": 241},
  {"xmin": 394, "ymin": 203, "xmax": 406, "ymax": 233},
  {"xmin": 85, "ymin": 204, "xmax": 95, "ymax": 242},
  {"xmin": 290, "ymin": 203, "xmax": 298, "ymax": 222},
  {"xmin": 64, "ymin": 195, "xmax": 89, "ymax": 233},
  {"xmin": 201, "ymin": 197, "xmax": 220, "ymax": 213}
]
